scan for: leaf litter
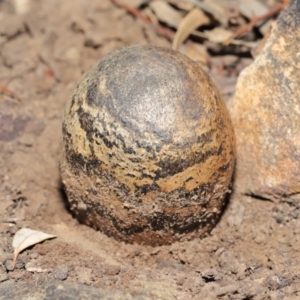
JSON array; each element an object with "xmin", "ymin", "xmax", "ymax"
[{"xmin": 12, "ymin": 228, "xmax": 56, "ymax": 269}]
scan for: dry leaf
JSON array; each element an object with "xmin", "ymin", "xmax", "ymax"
[
  {"xmin": 230, "ymin": 39, "xmax": 257, "ymax": 48},
  {"xmin": 181, "ymin": 43, "xmax": 209, "ymax": 65},
  {"xmin": 172, "ymin": 7, "xmax": 209, "ymax": 50},
  {"xmin": 149, "ymin": 1, "xmax": 183, "ymax": 28},
  {"xmin": 12, "ymin": 228, "xmax": 56, "ymax": 269},
  {"xmin": 25, "ymin": 260, "xmax": 48, "ymax": 273},
  {"xmin": 237, "ymin": 0, "xmax": 268, "ymax": 19},
  {"xmin": 185, "ymin": 0, "xmax": 229, "ymax": 26},
  {"xmin": 258, "ymin": 19, "xmax": 273, "ymax": 35},
  {"xmin": 13, "ymin": 0, "xmax": 31, "ymax": 14},
  {"xmin": 143, "ymin": 6, "xmax": 159, "ymax": 24},
  {"xmin": 119, "ymin": 0, "xmax": 148, "ymax": 8},
  {"xmin": 204, "ymin": 27, "xmax": 232, "ymax": 43},
  {"xmin": 166, "ymin": 0, "xmax": 194, "ymax": 11}
]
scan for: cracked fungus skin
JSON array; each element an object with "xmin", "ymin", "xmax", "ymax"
[{"xmin": 60, "ymin": 45, "xmax": 235, "ymax": 246}]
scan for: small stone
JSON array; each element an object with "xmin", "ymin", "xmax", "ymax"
[
  {"xmin": 201, "ymin": 269, "xmax": 223, "ymax": 282},
  {"xmin": 215, "ymin": 247, "xmax": 225, "ymax": 256},
  {"xmin": 54, "ymin": 265, "xmax": 69, "ymax": 280},
  {"xmin": 214, "ymin": 283, "xmax": 239, "ymax": 296},
  {"xmin": 226, "ymin": 202, "xmax": 245, "ymax": 227},
  {"xmin": 7, "ymin": 225, "xmax": 18, "ymax": 235},
  {"xmin": 290, "ymin": 210, "xmax": 299, "ymax": 219},
  {"xmin": 4, "ymin": 260, "xmax": 14, "ymax": 271},
  {"xmin": 29, "ymin": 252, "xmax": 39, "ymax": 259},
  {"xmin": 102, "ymin": 264, "xmax": 121, "ymax": 276},
  {"xmin": 0, "ymin": 272, "xmax": 9, "ymax": 282},
  {"xmin": 9, "ymin": 269, "xmax": 25, "ymax": 280},
  {"xmin": 0, "ymin": 265, "xmax": 8, "ymax": 283},
  {"xmin": 176, "ymin": 277, "xmax": 185, "ymax": 286},
  {"xmin": 254, "ymin": 232, "xmax": 267, "ymax": 244},
  {"xmin": 0, "ymin": 253, "xmax": 11, "ymax": 264},
  {"xmin": 177, "ymin": 252, "xmax": 186, "ymax": 263},
  {"xmin": 25, "ymin": 260, "xmax": 47, "ymax": 273},
  {"xmin": 14, "ymin": 259, "xmax": 25, "ymax": 269},
  {"xmin": 217, "ymin": 251, "xmax": 240, "ymax": 275},
  {"xmin": 75, "ymin": 267, "xmax": 93, "ymax": 285},
  {"xmin": 156, "ymin": 260, "xmax": 183, "ymax": 271},
  {"xmin": 35, "ymin": 244, "xmax": 48, "ymax": 256},
  {"xmin": 264, "ymin": 274, "xmax": 292, "ymax": 291},
  {"xmin": 0, "ymin": 15, "xmax": 25, "ymax": 37}
]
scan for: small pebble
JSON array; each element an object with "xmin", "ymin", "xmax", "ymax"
[
  {"xmin": 103, "ymin": 264, "xmax": 121, "ymax": 276},
  {"xmin": 9, "ymin": 269, "xmax": 24, "ymax": 280},
  {"xmin": 176, "ymin": 277, "xmax": 185, "ymax": 286},
  {"xmin": 75, "ymin": 266, "xmax": 93, "ymax": 285},
  {"xmin": 201, "ymin": 269, "xmax": 223, "ymax": 282},
  {"xmin": 0, "ymin": 265, "xmax": 8, "ymax": 282},
  {"xmin": 29, "ymin": 252, "xmax": 39, "ymax": 259},
  {"xmin": 290, "ymin": 210, "xmax": 299, "ymax": 219},
  {"xmin": 4, "ymin": 259, "xmax": 14, "ymax": 271},
  {"xmin": 15, "ymin": 258, "xmax": 25, "ymax": 269},
  {"xmin": 25, "ymin": 260, "xmax": 46, "ymax": 273},
  {"xmin": 215, "ymin": 283, "xmax": 239, "ymax": 296},
  {"xmin": 54, "ymin": 265, "xmax": 69, "ymax": 280}
]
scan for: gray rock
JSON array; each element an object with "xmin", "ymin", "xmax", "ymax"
[
  {"xmin": 54, "ymin": 265, "xmax": 69, "ymax": 280},
  {"xmin": 0, "ymin": 279, "xmax": 155, "ymax": 300}
]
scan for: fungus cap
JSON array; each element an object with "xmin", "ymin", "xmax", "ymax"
[{"xmin": 60, "ymin": 45, "xmax": 235, "ymax": 246}]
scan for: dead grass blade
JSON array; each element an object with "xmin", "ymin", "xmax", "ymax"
[
  {"xmin": 172, "ymin": 7, "xmax": 209, "ymax": 51},
  {"xmin": 149, "ymin": 1, "xmax": 182, "ymax": 29},
  {"xmin": 182, "ymin": 0, "xmax": 228, "ymax": 26}
]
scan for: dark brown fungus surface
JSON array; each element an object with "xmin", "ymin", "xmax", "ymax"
[{"xmin": 60, "ymin": 45, "xmax": 235, "ymax": 246}]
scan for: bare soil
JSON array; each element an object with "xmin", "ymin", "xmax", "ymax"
[{"xmin": 1, "ymin": 1, "xmax": 299, "ymax": 299}]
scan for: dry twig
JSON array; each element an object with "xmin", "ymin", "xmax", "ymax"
[
  {"xmin": 225, "ymin": 0, "xmax": 289, "ymax": 45},
  {"xmin": 111, "ymin": 0, "xmax": 174, "ymax": 40},
  {"xmin": 0, "ymin": 84, "xmax": 23, "ymax": 103}
]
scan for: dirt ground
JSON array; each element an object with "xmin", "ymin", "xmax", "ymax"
[{"xmin": 1, "ymin": 0, "xmax": 300, "ymax": 299}]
